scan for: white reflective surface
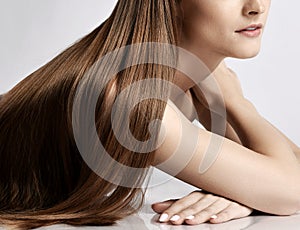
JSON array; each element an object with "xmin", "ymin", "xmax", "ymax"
[{"xmin": 15, "ymin": 169, "xmax": 299, "ymax": 230}]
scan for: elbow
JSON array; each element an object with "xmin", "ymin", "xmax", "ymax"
[
  {"xmin": 255, "ymin": 192, "xmax": 300, "ymax": 216},
  {"xmin": 287, "ymin": 191, "xmax": 300, "ymax": 215},
  {"xmin": 264, "ymin": 172, "xmax": 300, "ymax": 216},
  {"xmin": 272, "ymin": 184, "xmax": 300, "ymax": 216},
  {"xmin": 276, "ymin": 203, "xmax": 300, "ymax": 216},
  {"xmin": 273, "ymin": 165, "xmax": 300, "ymax": 216},
  {"xmin": 276, "ymin": 202, "xmax": 300, "ymax": 216},
  {"xmin": 286, "ymin": 173, "xmax": 300, "ymax": 215},
  {"xmin": 269, "ymin": 198, "xmax": 300, "ymax": 216}
]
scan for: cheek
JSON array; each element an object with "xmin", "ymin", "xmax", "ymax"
[
  {"xmin": 184, "ymin": 17, "xmax": 225, "ymax": 43},
  {"xmin": 197, "ymin": 24, "xmax": 232, "ymax": 50}
]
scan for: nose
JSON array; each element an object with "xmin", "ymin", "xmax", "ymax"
[{"xmin": 243, "ymin": 0, "xmax": 266, "ymax": 16}]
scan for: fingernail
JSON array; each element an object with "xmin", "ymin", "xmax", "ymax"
[
  {"xmin": 170, "ymin": 215, "xmax": 180, "ymax": 221},
  {"xmin": 185, "ymin": 215, "xmax": 195, "ymax": 220},
  {"xmin": 159, "ymin": 213, "xmax": 169, "ymax": 222},
  {"xmin": 210, "ymin": 215, "xmax": 218, "ymax": 219}
]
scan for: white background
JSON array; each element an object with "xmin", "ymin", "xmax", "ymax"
[{"xmin": 0, "ymin": 0, "xmax": 299, "ymax": 144}]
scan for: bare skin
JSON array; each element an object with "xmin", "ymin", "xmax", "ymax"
[
  {"xmin": 152, "ymin": 63, "xmax": 299, "ymax": 225},
  {"xmin": 150, "ymin": 0, "xmax": 300, "ymax": 226},
  {"xmin": 152, "ymin": 190, "xmax": 253, "ymax": 225},
  {"xmin": 153, "ymin": 63, "xmax": 300, "ymax": 224}
]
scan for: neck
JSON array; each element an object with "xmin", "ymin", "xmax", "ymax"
[{"xmin": 174, "ymin": 44, "xmax": 224, "ymax": 92}]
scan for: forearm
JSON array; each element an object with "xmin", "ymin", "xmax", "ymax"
[
  {"xmin": 265, "ymin": 119, "xmax": 300, "ymax": 163},
  {"xmin": 156, "ymin": 101, "xmax": 300, "ymax": 215},
  {"xmin": 190, "ymin": 89, "xmax": 242, "ymax": 145},
  {"xmin": 226, "ymin": 112, "xmax": 300, "ymax": 163},
  {"xmin": 191, "ymin": 89, "xmax": 300, "ymax": 163},
  {"xmin": 226, "ymin": 98, "xmax": 298, "ymax": 164}
]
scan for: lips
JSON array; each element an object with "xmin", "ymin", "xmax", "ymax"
[{"xmin": 235, "ymin": 24, "xmax": 263, "ymax": 37}]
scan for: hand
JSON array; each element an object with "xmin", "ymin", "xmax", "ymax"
[
  {"xmin": 192, "ymin": 61, "xmax": 244, "ymax": 113},
  {"xmin": 152, "ymin": 190, "xmax": 253, "ymax": 225}
]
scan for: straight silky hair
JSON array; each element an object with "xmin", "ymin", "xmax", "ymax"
[{"xmin": 0, "ymin": 0, "xmax": 181, "ymax": 229}]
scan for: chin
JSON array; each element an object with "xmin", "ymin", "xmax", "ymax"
[
  {"xmin": 231, "ymin": 46, "xmax": 261, "ymax": 59},
  {"xmin": 235, "ymin": 52, "xmax": 260, "ymax": 59}
]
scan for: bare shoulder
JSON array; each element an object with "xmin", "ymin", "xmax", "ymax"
[
  {"xmin": 153, "ymin": 99, "xmax": 204, "ymax": 167},
  {"xmin": 171, "ymin": 90, "xmax": 198, "ymax": 122}
]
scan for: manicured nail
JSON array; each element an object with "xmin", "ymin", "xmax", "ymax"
[
  {"xmin": 185, "ymin": 215, "xmax": 195, "ymax": 220},
  {"xmin": 159, "ymin": 213, "xmax": 169, "ymax": 222},
  {"xmin": 210, "ymin": 215, "xmax": 218, "ymax": 219},
  {"xmin": 170, "ymin": 215, "xmax": 180, "ymax": 221}
]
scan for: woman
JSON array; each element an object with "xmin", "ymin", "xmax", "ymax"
[{"xmin": 0, "ymin": 0, "xmax": 299, "ymax": 229}]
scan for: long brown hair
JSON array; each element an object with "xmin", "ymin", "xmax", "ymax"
[{"xmin": 0, "ymin": 0, "xmax": 180, "ymax": 229}]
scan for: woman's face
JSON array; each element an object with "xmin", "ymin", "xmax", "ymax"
[{"xmin": 179, "ymin": 0, "xmax": 271, "ymax": 64}]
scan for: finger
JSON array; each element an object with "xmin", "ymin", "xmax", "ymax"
[
  {"xmin": 158, "ymin": 192, "xmax": 204, "ymax": 223},
  {"xmin": 183, "ymin": 197, "xmax": 231, "ymax": 225},
  {"xmin": 209, "ymin": 203, "xmax": 252, "ymax": 224},
  {"xmin": 152, "ymin": 200, "xmax": 177, "ymax": 214},
  {"xmin": 168, "ymin": 194, "xmax": 219, "ymax": 225}
]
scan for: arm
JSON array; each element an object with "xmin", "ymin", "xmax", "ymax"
[
  {"xmin": 153, "ymin": 63, "xmax": 300, "ymax": 216},
  {"xmin": 264, "ymin": 120, "xmax": 300, "ymax": 162},
  {"xmin": 190, "ymin": 89, "xmax": 242, "ymax": 145},
  {"xmin": 153, "ymin": 90, "xmax": 299, "ymax": 225},
  {"xmin": 190, "ymin": 67, "xmax": 300, "ymax": 162},
  {"xmin": 153, "ymin": 99, "xmax": 300, "ymax": 216}
]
